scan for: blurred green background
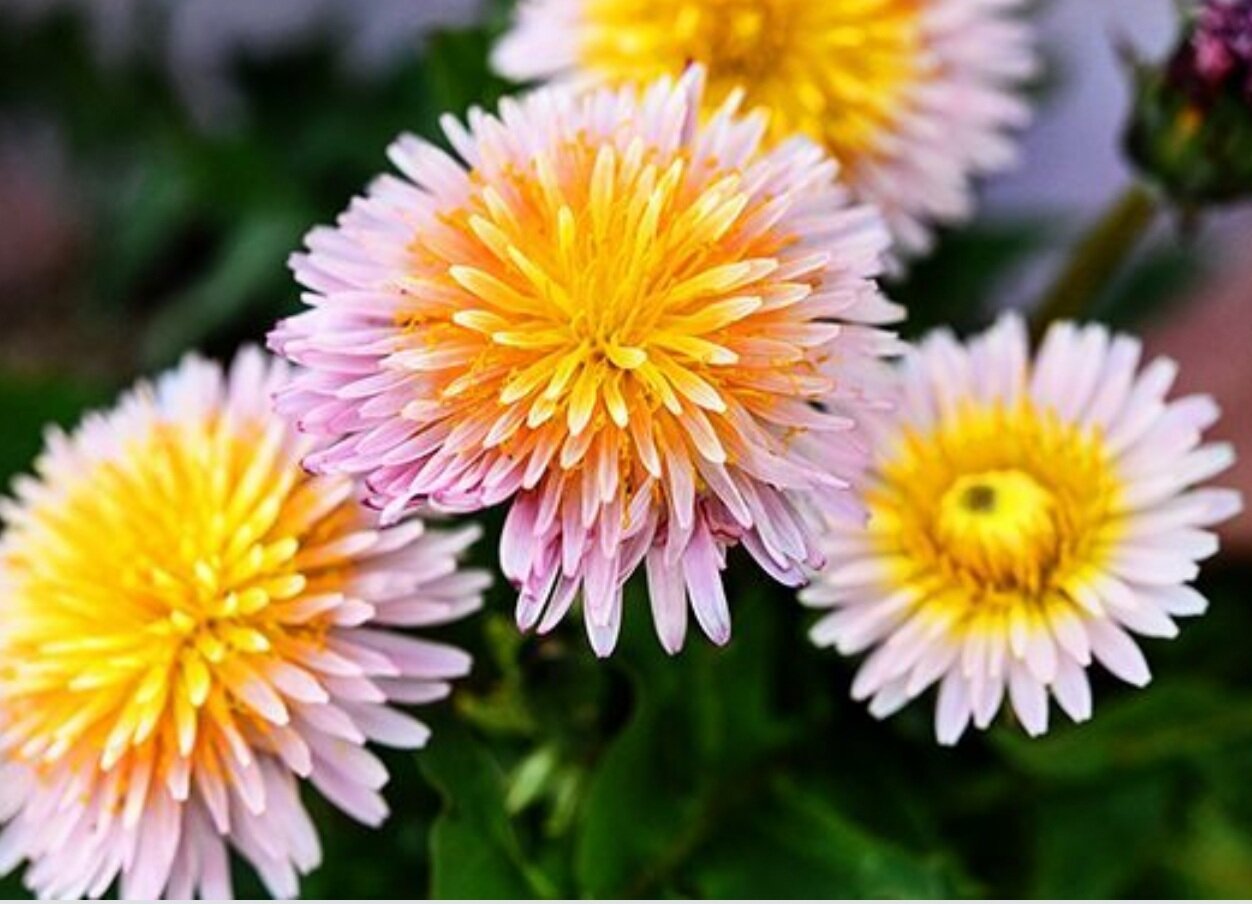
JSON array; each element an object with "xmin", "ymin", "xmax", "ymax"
[{"xmin": 1, "ymin": 0, "xmax": 1250, "ymax": 899}]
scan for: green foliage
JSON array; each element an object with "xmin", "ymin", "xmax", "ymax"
[
  {"xmin": 1027, "ymin": 775, "xmax": 1173, "ymax": 898},
  {"xmin": 0, "ymin": 375, "xmax": 110, "ymax": 485},
  {"xmin": 573, "ymin": 587, "xmax": 799, "ymax": 897},
  {"xmin": 686, "ymin": 776, "xmax": 964, "ymax": 899},
  {"xmin": 891, "ymin": 219, "xmax": 1055, "ymax": 337},
  {"xmin": 993, "ymin": 679, "xmax": 1252, "ymax": 781},
  {"xmin": 421, "ymin": 721, "xmax": 554, "ymax": 899}
]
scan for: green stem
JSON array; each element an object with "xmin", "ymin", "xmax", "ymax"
[
  {"xmin": 622, "ymin": 755, "xmax": 778, "ymax": 898},
  {"xmin": 1031, "ymin": 183, "xmax": 1161, "ymax": 338}
]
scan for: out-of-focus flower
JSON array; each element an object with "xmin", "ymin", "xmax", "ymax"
[
  {"xmin": 803, "ymin": 315, "xmax": 1241, "ymax": 744},
  {"xmin": 0, "ymin": 349, "xmax": 487, "ymax": 899},
  {"xmin": 492, "ymin": 0, "xmax": 1036, "ymax": 257},
  {"xmin": 1126, "ymin": 0, "xmax": 1252, "ymax": 205},
  {"xmin": 270, "ymin": 70, "xmax": 900, "ymax": 656}
]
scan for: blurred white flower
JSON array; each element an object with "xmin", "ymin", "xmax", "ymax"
[{"xmin": 804, "ymin": 314, "xmax": 1241, "ymax": 744}]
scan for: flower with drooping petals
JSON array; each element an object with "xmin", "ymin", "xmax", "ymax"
[
  {"xmin": 802, "ymin": 315, "xmax": 1241, "ymax": 744},
  {"xmin": 0, "ymin": 349, "xmax": 487, "ymax": 899},
  {"xmin": 270, "ymin": 70, "xmax": 900, "ymax": 656},
  {"xmin": 492, "ymin": 0, "xmax": 1036, "ymax": 257}
]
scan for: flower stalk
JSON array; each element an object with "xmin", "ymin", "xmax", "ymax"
[{"xmin": 1030, "ymin": 183, "xmax": 1160, "ymax": 336}]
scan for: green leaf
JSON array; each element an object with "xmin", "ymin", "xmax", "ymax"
[
  {"xmin": 993, "ymin": 680, "xmax": 1252, "ymax": 782},
  {"xmin": 0, "ymin": 374, "xmax": 109, "ymax": 486},
  {"xmin": 890, "ymin": 218, "xmax": 1055, "ymax": 337},
  {"xmin": 423, "ymin": 27, "xmax": 511, "ymax": 117},
  {"xmin": 93, "ymin": 153, "xmax": 198, "ymax": 311},
  {"xmin": 573, "ymin": 584, "xmax": 804, "ymax": 897},
  {"xmin": 686, "ymin": 775, "xmax": 965, "ymax": 898},
  {"xmin": 573, "ymin": 689, "xmax": 705, "ymax": 897},
  {"xmin": 419, "ymin": 721, "xmax": 554, "ymax": 899},
  {"xmin": 1028, "ymin": 775, "xmax": 1173, "ymax": 898},
  {"xmin": 139, "ymin": 209, "xmax": 305, "ymax": 367},
  {"xmin": 0, "ymin": 873, "xmax": 29, "ymax": 900},
  {"xmin": 1169, "ymin": 796, "xmax": 1252, "ymax": 897}
]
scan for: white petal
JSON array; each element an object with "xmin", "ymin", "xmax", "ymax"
[
  {"xmin": 1104, "ymin": 357, "xmax": 1177, "ymax": 455},
  {"xmin": 1081, "ymin": 334, "xmax": 1141, "ymax": 428},
  {"xmin": 1050, "ymin": 655, "xmax": 1093, "ymax": 723},
  {"xmin": 1139, "ymin": 583, "xmax": 1209, "ymax": 618},
  {"xmin": 1008, "ymin": 664, "xmax": 1049, "ymax": 737},
  {"xmin": 935, "ymin": 671, "xmax": 972, "ymax": 746},
  {"xmin": 1119, "ymin": 443, "xmax": 1236, "ymax": 512},
  {"xmin": 1087, "ymin": 619, "xmax": 1151, "ymax": 687},
  {"xmin": 1106, "ymin": 588, "xmax": 1179, "ymax": 639},
  {"xmin": 1047, "ymin": 604, "xmax": 1092, "ymax": 665},
  {"xmin": 1106, "ymin": 548, "xmax": 1199, "ymax": 586},
  {"xmin": 851, "ymin": 643, "xmax": 903, "ymax": 700},
  {"xmin": 906, "ymin": 639, "xmax": 959, "ymax": 697},
  {"xmin": 814, "ymin": 590, "xmax": 917, "ymax": 654},
  {"xmin": 868, "ymin": 677, "xmax": 913, "ymax": 719},
  {"xmin": 1023, "ymin": 627, "xmax": 1058, "ymax": 684},
  {"xmin": 344, "ymin": 703, "xmax": 432, "ymax": 749},
  {"xmin": 971, "ymin": 674, "xmax": 1006, "ymax": 730}
]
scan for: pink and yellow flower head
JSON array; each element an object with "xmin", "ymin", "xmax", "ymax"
[
  {"xmin": 0, "ymin": 349, "xmax": 487, "ymax": 899},
  {"xmin": 803, "ymin": 315, "xmax": 1242, "ymax": 744},
  {"xmin": 492, "ymin": 0, "xmax": 1037, "ymax": 257},
  {"xmin": 270, "ymin": 70, "xmax": 901, "ymax": 655}
]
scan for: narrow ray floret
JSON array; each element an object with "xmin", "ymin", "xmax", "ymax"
[
  {"xmin": 0, "ymin": 349, "xmax": 487, "ymax": 899},
  {"xmin": 802, "ymin": 315, "xmax": 1241, "ymax": 744},
  {"xmin": 270, "ymin": 69, "xmax": 901, "ymax": 656},
  {"xmin": 493, "ymin": 0, "xmax": 1036, "ymax": 256}
]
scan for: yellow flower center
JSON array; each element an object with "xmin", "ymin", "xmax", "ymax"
[
  {"xmin": 935, "ymin": 469, "xmax": 1060, "ymax": 593},
  {"xmin": 579, "ymin": 0, "xmax": 924, "ymax": 163},
  {"xmin": 869, "ymin": 403, "xmax": 1121, "ymax": 607},
  {"xmin": 0, "ymin": 416, "xmax": 353, "ymax": 773},
  {"xmin": 405, "ymin": 136, "xmax": 819, "ymax": 446}
]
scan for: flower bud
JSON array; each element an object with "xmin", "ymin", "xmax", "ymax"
[{"xmin": 1125, "ymin": 0, "xmax": 1252, "ymax": 206}]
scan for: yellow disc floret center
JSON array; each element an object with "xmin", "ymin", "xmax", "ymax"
[
  {"xmin": 410, "ymin": 136, "xmax": 810, "ymax": 440},
  {"xmin": 579, "ymin": 0, "xmax": 924, "ymax": 162},
  {"xmin": 869, "ymin": 402, "xmax": 1121, "ymax": 609},
  {"xmin": 672, "ymin": 0, "xmax": 797, "ymax": 79},
  {"xmin": 0, "ymin": 415, "xmax": 349, "ymax": 773},
  {"xmin": 935, "ymin": 469, "xmax": 1060, "ymax": 593}
]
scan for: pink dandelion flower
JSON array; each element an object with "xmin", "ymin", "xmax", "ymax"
[
  {"xmin": 492, "ymin": 0, "xmax": 1037, "ymax": 257},
  {"xmin": 802, "ymin": 315, "xmax": 1242, "ymax": 744},
  {"xmin": 0, "ymin": 349, "xmax": 487, "ymax": 899},
  {"xmin": 270, "ymin": 70, "xmax": 900, "ymax": 656}
]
